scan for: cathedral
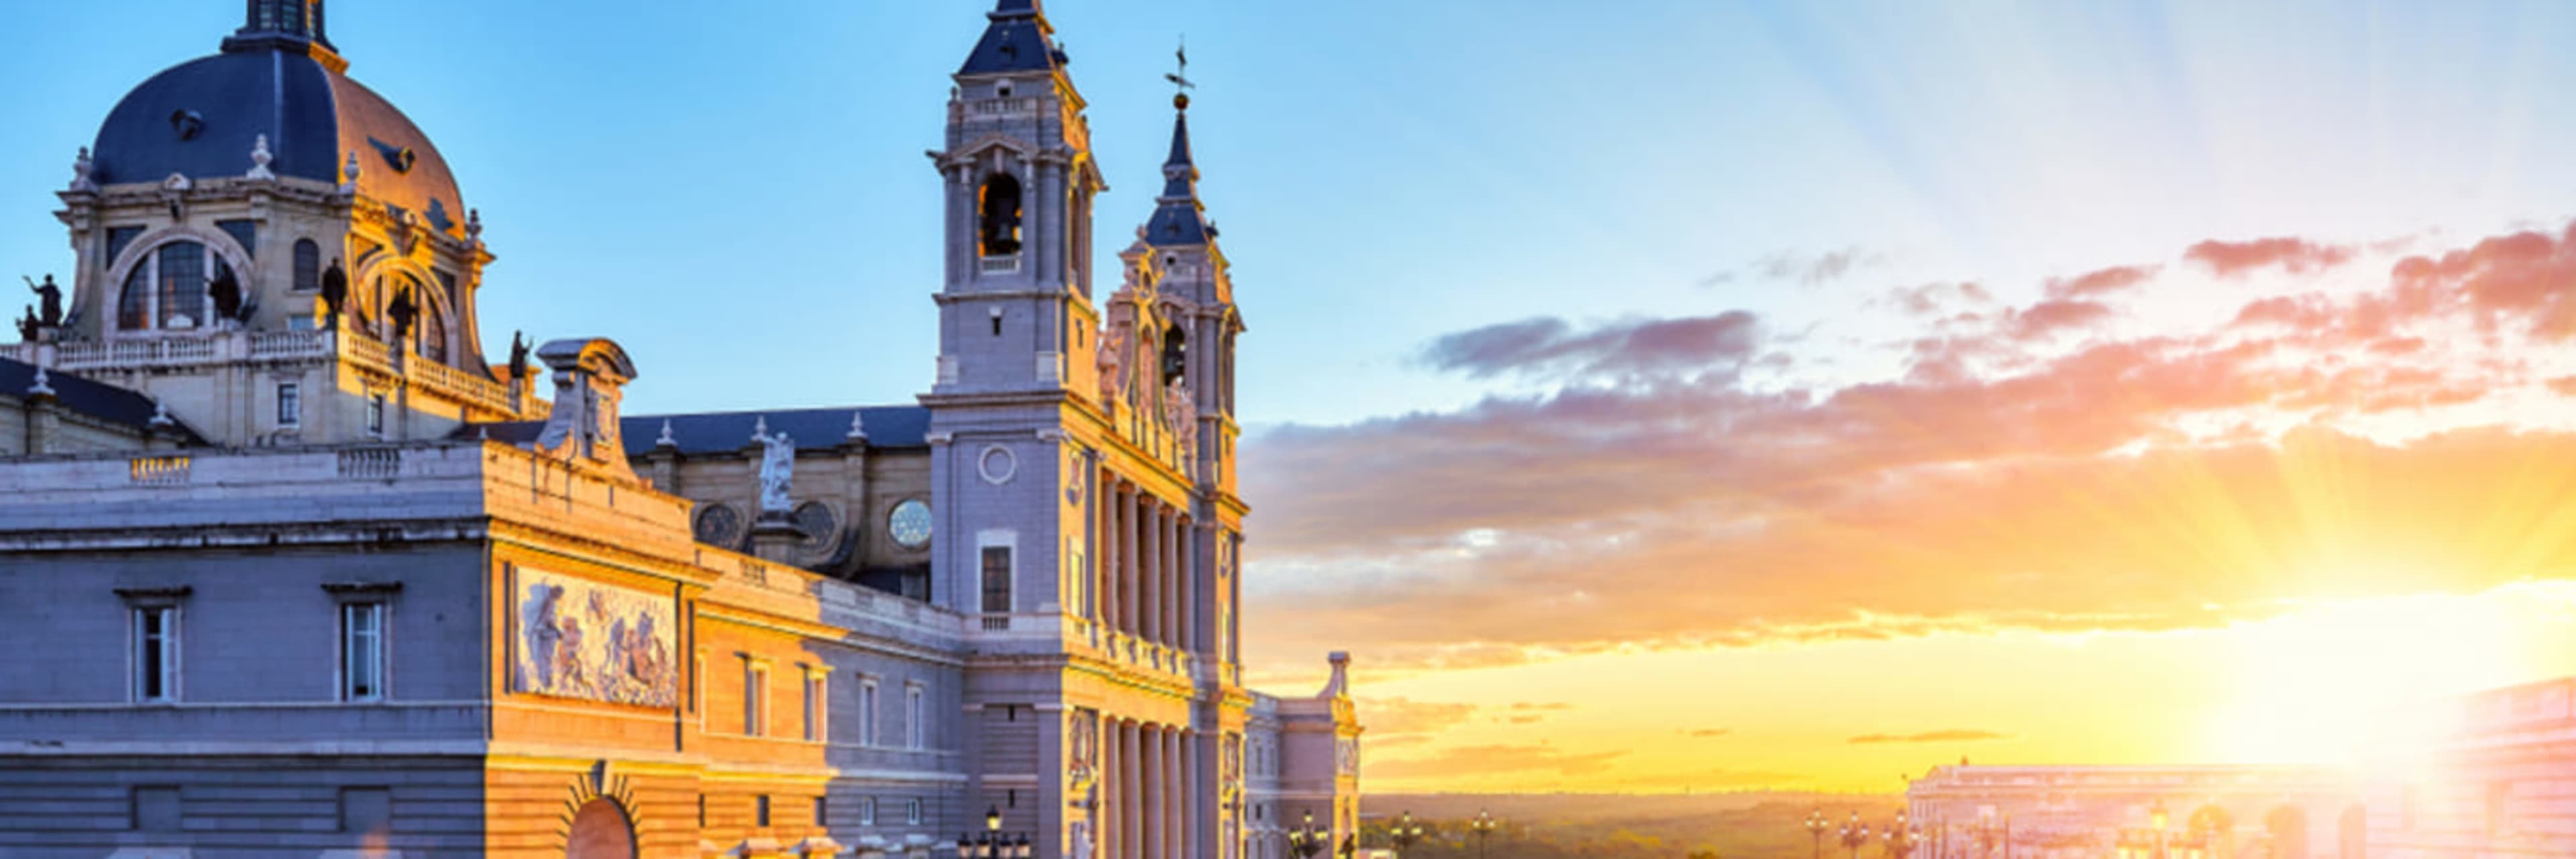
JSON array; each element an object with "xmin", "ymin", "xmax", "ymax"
[{"xmin": 0, "ymin": 2, "xmax": 1364, "ymax": 858}]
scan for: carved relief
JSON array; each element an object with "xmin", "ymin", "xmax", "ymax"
[{"xmin": 512, "ymin": 568, "xmax": 677, "ymax": 707}]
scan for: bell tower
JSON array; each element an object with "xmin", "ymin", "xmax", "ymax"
[{"xmin": 928, "ymin": 0, "xmax": 1106, "ymax": 397}]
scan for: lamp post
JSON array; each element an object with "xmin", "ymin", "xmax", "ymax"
[
  {"xmin": 1289, "ymin": 811, "xmax": 1328, "ymax": 859},
  {"xmin": 1389, "ymin": 810, "xmax": 1424, "ymax": 858},
  {"xmin": 2152, "ymin": 799, "xmax": 2171, "ymax": 859},
  {"xmin": 1808, "ymin": 808, "xmax": 1833, "ymax": 859},
  {"xmin": 1471, "ymin": 809, "xmax": 1501, "ymax": 859},
  {"xmin": 1841, "ymin": 812, "xmax": 1873, "ymax": 859},
  {"xmin": 1886, "ymin": 811, "xmax": 1919, "ymax": 859},
  {"xmin": 955, "ymin": 805, "xmax": 1031, "ymax": 859}
]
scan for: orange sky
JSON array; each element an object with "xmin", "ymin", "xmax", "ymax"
[{"xmin": 1237, "ymin": 222, "xmax": 2576, "ymax": 793}]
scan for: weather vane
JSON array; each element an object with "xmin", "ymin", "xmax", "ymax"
[{"xmin": 1165, "ymin": 37, "xmax": 1195, "ymax": 101}]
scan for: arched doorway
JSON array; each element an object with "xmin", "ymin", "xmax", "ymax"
[
  {"xmin": 2265, "ymin": 805, "xmax": 2309, "ymax": 859},
  {"xmin": 566, "ymin": 797, "xmax": 636, "ymax": 859}
]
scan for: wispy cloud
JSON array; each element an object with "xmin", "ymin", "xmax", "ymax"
[{"xmin": 1848, "ymin": 729, "xmax": 2012, "ymax": 745}]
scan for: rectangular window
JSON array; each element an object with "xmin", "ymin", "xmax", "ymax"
[
  {"xmin": 906, "ymin": 685, "xmax": 924, "ymax": 750},
  {"xmin": 860, "ymin": 680, "xmax": 879, "ymax": 746},
  {"xmin": 366, "ymin": 393, "xmax": 386, "ymax": 436},
  {"xmin": 133, "ymin": 607, "xmax": 177, "ymax": 703},
  {"xmin": 131, "ymin": 786, "xmax": 180, "ymax": 831},
  {"xmin": 802, "ymin": 670, "xmax": 826, "ymax": 742},
  {"xmin": 860, "ymin": 797, "xmax": 877, "ymax": 826},
  {"xmin": 981, "ymin": 546, "xmax": 1012, "ymax": 614},
  {"xmin": 744, "ymin": 662, "xmax": 768, "ymax": 737},
  {"xmin": 276, "ymin": 382, "xmax": 301, "ymax": 426},
  {"xmin": 814, "ymin": 795, "xmax": 828, "ymax": 827},
  {"xmin": 339, "ymin": 787, "xmax": 391, "ymax": 836},
  {"xmin": 341, "ymin": 602, "xmax": 384, "ymax": 701},
  {"xmin": 755, "ymin": 794, "xmax": 771, "ymax": 827},
  {"xmin": 906, "ymin": 798, "xmax": 922, "ymax": 825}
]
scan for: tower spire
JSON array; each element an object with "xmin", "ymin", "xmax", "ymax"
[
  {"xmin": 1146, "ymin": 66, "xmax": 1213, "ymax": 248},
  {"xmin": 959, "ymin": 0, "xmax": 1065, "ymax": 76}
]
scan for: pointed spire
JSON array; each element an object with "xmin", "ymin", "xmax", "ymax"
[
  {"xmin": 657, "ymin": 419, "xmax": 678, "ymax": 448},
  {"xmin": 847, "ymin": 409, "xmax": 869, "ymax": 442},
  {"xmin": 959, "ymin": 0, "xmax": 1063, "ymax": 76},
  {"xmin": 1144, "ymin": 89, "xmax": 1214, "ymax": 248}
]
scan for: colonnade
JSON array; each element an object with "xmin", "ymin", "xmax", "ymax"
[
  {"xmin": 1094, "ymin": 719, "xmax": 1209, "ymax": 859},
  {"xmin": 1096, "ymin": 472, "xmax": 1201, "ymax": 653}
]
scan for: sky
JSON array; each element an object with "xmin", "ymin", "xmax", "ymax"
[{"xmin": 11, "ymin": 0, "xmax": 2576, "ymax": 793}]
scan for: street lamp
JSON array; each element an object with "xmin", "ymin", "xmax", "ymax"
[
  {"xmin": 956, "ymin": 805, "xmax": 1030, "ymax": 859},
  {"xmin": 1289, "ymin": 811, "xmax": 1328, "ymax": 859},
  {"xmin": 2151, "ymin": 799, "xmax": 2170, "ymax": 859},
  {"xmin": 1886, "ymin": 811, "xmax": 1919, "ymax": 859},
  {"xmin": 1841, "ymin": 812, "xmax": 1873, "ymax": 859},
  {"xmin": 1389, "ymin": 810, "xmax": 1424, "ymax": 858},
  {"xmin": 1807, "ymin": 808, "xmax": 1833, "ymax": 859},
  {"xmin": 1471, "ymin": 810, "xmax": 1501, "ymax": 859}
]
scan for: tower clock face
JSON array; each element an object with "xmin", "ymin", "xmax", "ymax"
[{"xmin": 889, "ymin": 499, "xmax": 932, "ymax": 549}]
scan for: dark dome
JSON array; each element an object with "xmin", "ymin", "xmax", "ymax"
[{"xmin": 91, "ymin": 43, "xmax": 466, "ymax": 233}]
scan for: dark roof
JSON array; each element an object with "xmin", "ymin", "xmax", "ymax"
[
  {"xmin": 1144, "ymin": 107, "xmax": 1212, "ymax": 247},
  {"xmin": 958, "ymin": 0, "xmax": 1065, "ymax": 76},
  {"xmin": 0, "ymin": 358, "xmax": 205, "ymax": 444},
  {"xmin": 91, "ymin": 26, "xmax": 466, "ymax": 234},
  {"xmin": 458, "ymin": 405, "xmax": 932, "ymax": 458}
]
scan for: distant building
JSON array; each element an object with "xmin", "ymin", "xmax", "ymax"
[
  {"xmin": 1907, "ymin": 765, "xmax": 2361, "ymax": 859},
  {"xmin": 2366, "ymin": 677, "xmax": 2576, "ymax": 859},
  {"xmin": 0, "ymin": 1, "xmax": 1361, "ymax": 858}
]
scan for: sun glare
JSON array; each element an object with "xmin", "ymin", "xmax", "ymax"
[{"xmin": 2198, "ymin": 591, "xmax": 2532, "ymax": 765}]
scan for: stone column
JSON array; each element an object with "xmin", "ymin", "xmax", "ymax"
[
  {"xmin": 1142, "ymin": 497, "xmax": 1162, "ymax": 646},
  {"xmin": 1124, "ymin": 721, "xmax": 1142, "ymax": 859},
  {"xmin": 1102, "ymin": 723, "xmax": 1120, "ymax": 859},
  {"xmin": 1161, "ymin": 507, "xmax": 1179, "ymax": 650},
  {"xmin": 1175, "ymin": 722, "xmax": 1190, "ymax": 856},
  {"xmin": 1183, "ymin": 729, "xmax": 1201, "ymax": 859},
  {"xmin": 1142, "ymin": 725, "xmax": 1163, "ymax": 859},
  {"xmin": 1181, "ymin": 517, "xmax": 1197, "ymax": 654}
]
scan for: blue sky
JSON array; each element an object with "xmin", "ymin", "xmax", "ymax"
[{"xmin": 8, "ymin": 2, "xmax": 2576, "ymax": 425}]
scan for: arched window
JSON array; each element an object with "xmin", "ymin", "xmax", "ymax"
[
  {"xmin": 416, "ymin": 303, "xmax": 447, "ymax": 364},
  {"xmin": 1161, "ymin": 323, "xmax": 1188, "ymax": 386},
  {"xmin": 978, "ymin": 172, "xmax": 1023, "ymax": 257},
  {"xmin": 293, "ymin": 239, "xmax": 321, "ymax": 292},
  {"xmin": 116, "ymin": 240, "xmax": 219, "ymax": 332}
]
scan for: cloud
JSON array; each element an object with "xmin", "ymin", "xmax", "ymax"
[
  {"xmin": 1416, "ymin": 312, "xmax": 1762, "ymax": 381},
  {"xmin": 1511, "ymin": 702, "xmax": 1575, "ymax": 711},
  {"xmin": 2045, "ymin": 264, "xmax": 2159, "ymax": 300},
  {"xmin": 1242, "ymin": 219, "xmax": 2576, "ymax": 680},
  {"xmin": 1358, "ymin": 697, "xmax": 1483, "ymax": 739},
  {"xmin": 1756, "ymin": 247, "xmax": 1879, "ymax": 287},
  {"xmin": 2185, "ymin": 237, "xmax": 2355, "ymax": 276},
  {"xmin": 2002, "ymin": 299, "xmax": 2116, "ymax": 340},
  {"xmin": 1886, "ymin": 281, "xmax": 1995, "ymax": 318},
  {"xmin": 1848, "ymin": 729, "xmax": 2012, "ymax": 745},
  {"xmin": 1680, "ymin": 728, "xmax": 1733, "ymax": 738}
]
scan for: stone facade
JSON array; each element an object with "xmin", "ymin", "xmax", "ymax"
[
  {"xmin": 0, "ymin": 2, "xmax": 1362, "ymax": 858},
  {"xmin": 2365, "ymin": 677, "xmax": 2576, "ymax": 859}
]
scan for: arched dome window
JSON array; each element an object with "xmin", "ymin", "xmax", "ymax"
[
  {"xmin": 292, "ymin": 239, "xmax": 321, "ymax": 292},
  {"xmin": 117, "ymin": 240, "xmax": 227, "ymax": 332},
  {"xmin": 416, "ymin": 301, "xmax": 447, "ymax": 364},
  {"xmin": 1161, "ymin": 323, "xmax": 1188, "ymax": 386},
  {"xmin": 979, "ymin": 172, "xmax": 1023, "ymax": 257}
]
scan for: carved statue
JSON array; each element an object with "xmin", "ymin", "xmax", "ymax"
[
  {"xmin": 207, "ymin": 267, "xmax": 244, "ymax": 321},
  {"xmin": 15, "ymin": 306, "xmax": 36, "ymax": 343},
  {"xmin": 387, "ymin": 286, "xmax": 418, "ymax": 344},
  {"xmin": 1096, "ymin": 325, "xmax": 1128, "ymax": 409},
  {"xmin": 247, "ymin": 134, "xmax": 276, "ymax": 180},
  {"xmin": 24, "ymin": 275, "xmax": 62, "ymax": 327},
  {"xmin": 508, "ymin": 330, "xmax": 532, "ymax": 381},
  {"xmin": 1071, "ymin": 819, "xmax": 1093, "ymax": 859},
  {"xmin": 319, "ymin": 258, "xmax": 349, "ymax": 325},
  {"xmin": 70, "ymin": 147, "xmax": 97, "ymax": 192},
  {"xmin": 752, "ymin": 417, "xmax": 796, "ymax": 514}
]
